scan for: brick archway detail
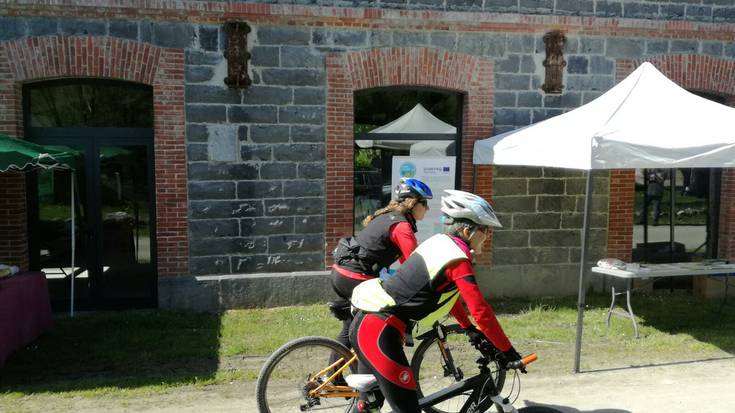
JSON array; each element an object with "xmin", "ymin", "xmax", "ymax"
[
  {"xmin": 325, "ymin": 47, "xmax": 494, "ymax": 266},
  {"xmin": 0, "ymin": 36, "xmax": 188, "ymax": 276},
  {"xmin": 608, "ymin": 55, "xmax": 735, "ymax": 261}
]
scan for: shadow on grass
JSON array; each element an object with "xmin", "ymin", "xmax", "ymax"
[{"xmin": 0, "ymin": 310, "xmax": 222, "ymax": 394}]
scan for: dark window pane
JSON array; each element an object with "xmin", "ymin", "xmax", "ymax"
[{"xmin": 26, "ymin": 80, "xmax": 153, "ymax": 128}]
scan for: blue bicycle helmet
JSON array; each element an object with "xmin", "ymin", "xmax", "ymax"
[{"xmin": 394, "ymin": 178, "xmax": 433, "ymax": 200}]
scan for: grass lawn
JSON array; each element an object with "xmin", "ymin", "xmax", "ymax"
[{"xmin": 1, "ymin": 293, "xmax": 734, "ymax": 401}]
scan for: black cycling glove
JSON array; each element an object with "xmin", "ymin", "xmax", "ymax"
[{"xmin": 463, "ymin": 325, "xmax": 485, "ymax": 346}]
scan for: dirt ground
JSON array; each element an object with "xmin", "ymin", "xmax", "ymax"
[{"xmin": 5, "ymin": 356, "xmax": 735, "ymax": 413}]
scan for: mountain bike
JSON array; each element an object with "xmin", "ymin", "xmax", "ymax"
[{"xmin": 255, "ymin": 313, "xmax": 511, "ymax": 413}]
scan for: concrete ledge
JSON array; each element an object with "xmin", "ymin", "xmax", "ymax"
[{"xmin": 158, "ymin": 270, "xmax": 333, "ymax": 312}]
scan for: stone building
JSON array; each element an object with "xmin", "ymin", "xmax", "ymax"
[{"xmin": 1, "ymin": 0, "xmax": 734, "ymax": 311}]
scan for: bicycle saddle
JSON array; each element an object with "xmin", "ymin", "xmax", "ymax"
[{"xmin": 345, "ymin": 374, "xmax": 379, "ymax": 392}]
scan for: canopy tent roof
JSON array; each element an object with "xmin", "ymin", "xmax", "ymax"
[
  {"xmin": 356, "ymin": 103, "xmax": 457, "ymax": 156},
  {"xmin": 0, "ymin": 134, "xmax": 78, "ymax": 172},
  {"xmin": 473, "ymin": 62, "xmax": 735, "ymax": 170}
]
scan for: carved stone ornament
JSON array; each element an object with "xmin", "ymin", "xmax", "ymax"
[
  {"xmin": 541, "ymin": 31, "xmax": 567, "ymax": 94},
  {"xmin": 223, "ymin": 21, "xmax": 252, "ymax": 89}
]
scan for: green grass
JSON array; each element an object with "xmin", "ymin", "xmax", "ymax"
[{"xmin": 1, "ymin": 294, "xmax": 734, "ymax": 401}]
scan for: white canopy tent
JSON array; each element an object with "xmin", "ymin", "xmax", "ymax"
[
  {"xmin": 356, "ymin": 103, "xmax": 456, "ymax": 156},
  {"xmin": 473, "ymin": 62, "xmax": 735, "ymax": 372}
]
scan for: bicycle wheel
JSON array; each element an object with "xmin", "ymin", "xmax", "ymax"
[
  {"xmin": 516, "ymin": 407, "xmax": 565, "ymax": 413},
  {"xmin": 411, "ymin": 325, "xmax": 506, "ymax": 413},
  {"xmin": 256, "ymin": 336, "xmax": 358, "ymax": 413}
]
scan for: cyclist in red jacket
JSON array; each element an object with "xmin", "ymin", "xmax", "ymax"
[{"xmin": 349, "ymin": 189, "xmax": 522, "ymax": 413}]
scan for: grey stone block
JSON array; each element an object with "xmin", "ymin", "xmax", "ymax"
[
  {"xmin": 139, "ymin": 21, "xmax": 152, "ymax": 43},
  {"xmin": 513, "ymin": 213, "xmax": 561, "ymax": 229},
  {"xmin": 257, "ymin": 26, "xmax": 311, "ymax": 45},
  {"xmin": 556, "ymin": 0, "xmax": 594, "ymax": 15},
  {"xmin": 414, "ymin": 0, "xmax": 446, "ymax": 8},
  {"xmin": 566, "ymin": 177, "xmax": 609, "ymax": 194},
  {"xmin": 292, "ymin": 125, "xmax": 326, "ymax": 143},
  {"xmin": 646, "ymin": 40, "xmax": 670, "ymax": 55},
  {"xmin": 190, "ymin": 219, "xmax": 240, "ymax": 237},
  {"xmin": 153, "ymin": 22, "xmax": 195, "ymax": 48},
  {"xmin": 531, "ymin": 109, "xmax": 564, "ymax": 123},
  {"xmin": 231, "ymin": 253, "xmax": 323, "ymax": 274},
  {"xmin": 394, "ymin": 31, "xmax": 429, "ymax": 47},
  {"xmin": 240, "ymin": 144, "xmax": 272, "ymax": 162},
  {"xmin": 517, "ymin": 91, "xmax": 542, "ymax": 107},
  {"xmin": 249, "ymin": 124, "xmax": 290, "ymax": 143},
  {"xmin": 543, "ymin": 168, "xmax": 584, "ymax": 178},
  {"xmin": 493, "ymin": 179, "xmax": 528, "ymax": 196},
  {"xmin": 242, "ymin": 86, "xmax": 292, "ymax": 105},
  {"xmin": 607, "ymin": 38, "xmax": 644, "ymax": 58},
  {"xmin": 589, "ymin": 56, "xmax": 614, "ymax": 74},
  {"xmin": 529, "ymin": 178, "xmax": 565, "ymax": 195},
  {"xmin": 186, "ymin": 105, "xmax": 227, "ymax": 123},
  {"xmin": 60, "ymin": 19, "xmax": 106, "ymax": 36},
  {"xmin": 583, "ymin": 92, "xmax": 603, "ymax": 104},
  {"xmin": 519, "ymin": 0, "xmax": 553, "ymax": 13},
  {"xmin": 537, "ymin": 195, "xmax": 577, "ymax": 212},
  {"xmin": 187, "ymin": 124, "xmax": 208, "ymax": 143},
  {"xmin": 188, "ymin": 162, "xmax": 259, "ymax": 180},
  {"xmin": 493, "ymin": 230, "xmax": 529, "ymax": 248},
  {"xmin": 295, "ymin": 215, "xmax": 325, "ymax": 233},
  {"xmin": 293, "ymin": 88, "xmax": 325, "ymax": 105},
  {"xmin": 520, "ymin": 56, "xmax": 536, "ymax": 73},
  {"xmin": 188, "ymin": 181, "xmax": 236, "ymax": 200},
  {"xmin": 205, "ymin": 124, "xmax": 239, "ymax": 162},
  {"xmin": 714, "ymin": 7, "xmax": 735, "ymax": 21},
  {"xmin": 186, "ymin": 50, "xmax": 223, "ymax": 66},
  {"xmin": 535, "ymin": 247, "xmax": 571, "ymax": 264},
  {"xmin": 485, "ymin": 0, "xmax": 518, "ymax": 13},
  {"xmin": 497, "ymin": 55, "xmax": 520, "ymax": 73},
  {"xmin": 493, "ymin": 196, "xmax": 536, "ymax": 213},
  {"xmin": 27, "ymin": 17, "xmax": 58, "ymax": 36},
  {"xmin": 507, "ymin": 35, "xmax": 535, "ymax": 54},
  {"xmin": 186, "ymin": 66, "xmax": 215, "ymax": 83},
  {"xmin": 241, "ymin": 216, "xmax": 295, "ymax": 236},
  {"xmin": 199, "ymin": 26, "xmax": 219, "ymax": 51},
  {"xmin": 237, "ymin": 181, "xmax": 282, "ymax": 199},
  {"xmin": 279, "ymin": 106, "xmax": 325, "ymax": 125},
  {"xmin": 190, "ymin": 236, "xmax": 268, "ymax": 256},
  {"xmin": 565, "ymin": 75, "xmax": 614, "ymax": 91},
  {"xmin": 273, "ymin": 144, "xmax": 325, "ymax": 162},
  {"xmin": 281, "ymin": 46, "xmax": 324, "ymax": 69},
  {"xmin": 580, "ymin": 37, "xmax": 605, "ymax": 54},
  {"xmin": 369, "ymin": 30, "xmax": 392, "ymax": 47},
  {"xmin": 262, "ymin": 69, "xmax": 325, "ymax": 86},
  {"xmin": 624, "ymin": 3, "xmax": 660, "ymax": 19},
  {"xmin": 298, "ymin": 163, "xmax": 325, "ymax": 179},
  {"xmin": 726, "ymin": 43, "xmax": 735, "ymax": 58},
  {"xmin": 186, "ymin": 85, "xmax": 241, "ymax": 104},
  {"xmin": 543, "ymin": 93, "xmax": 581, "ymax": 108},
  {"xmin": 269, "ymin": 234, "xmax": 323, "ymax": 253},
  {"xmin": 660, "ymin": 4, "xmax": 686, "ymax": 20},
  {"xmin": 561, "ymin": 212, "xmax": 608, "ymax": 229},
  {"xmin": 671, "ymin": 40, "xmax": 699, "ymax": 53},
  {"xmin": 250, "ymin": 46, "xmax": 280, "ymax": 67},
  {"xmin": 311, "ymin": 28, "xmax": 330, "ymax": 46},
  {"xmin": 265, "ymin": 198, "xmax": 324, "ymax": 216},
  {"xmin": 430, "ymin": 32, "xmax": 457, "ymax": 50},
  {"xmin": 705, "ymin": 0, "xmax": 734, "ymax": 6},
  {"xmin": 567, "ymin": 56, "xmax": 588, "ymax": 74},
  {"xmin": 685, "ymin": 5, "xmax": 713, "ymax": 21},
  {"xmin": 496, "ymin": 74, "xmax": 531, "ymax": 90},
  {"xmin": 333, "ymin": 30, "xmax": 368, "ymax": 46},
  {"xmin": 283, "ymin": 180, "xmax": 324, "ymax": 197},
  {"xmin": 188, "ymin": 144, "xmax": 208, "ymax": 162},
  {"xmin": 492, "ymin": 247, "xmax": 536, "ymax": 265},
  {"xmin": 495, "ymin": 165, "xmax": 543, "ymax": 178},
  {"xmin": 190, "ymin": 200, "xmax": 264, "ymax": 219},
  {"xmin": 229, "ymin": 106, "xmax": 278, "ymax": 124},
  {"xmin": 261, "ymin": 162, "xmax": 297, "ymax": 179},
  {"xmin": 447, "ymin": 0, "xmax": 483, "ymax": 10},
  {"xmin": 701, "ymin": 41, "xmax": 723, "ymax": 56},
  {"xmin": 457, "ymin": 33, "xmax": 505, "ymax": 57},
  {"xmin": 495, "ymin": 92, "xmax": 517, "ymax": 107},
  {"xmin": 595, "ymin": 1, "xmax": 622, "ymax": 17},
  {"xmin": 189, "ymin": 256, "xmax": 230, "ymax": 276},
  {"xmin": 158, "ymin": 276, "xmax": 220, "ymax": 311},
  {"xmin": 495, "ymin": 108, "xmax": 532, "ymax": 126}
]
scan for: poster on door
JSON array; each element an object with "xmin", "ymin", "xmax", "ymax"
[{"xmin": 392, "ymin": 156, "xmax": 456, "ymax": 244}]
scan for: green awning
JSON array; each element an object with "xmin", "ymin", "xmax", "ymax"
[{"xmin": 0, "ymin": 134, "xmax": 79, "ymax": 172}]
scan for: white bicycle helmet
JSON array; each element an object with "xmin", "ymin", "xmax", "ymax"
[{"xmin": 440, "ymin": 189, "xmax": 502, "ymax": 228}]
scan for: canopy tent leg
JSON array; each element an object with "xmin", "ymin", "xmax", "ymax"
[
  {"xmin": 70, "ymin": 171, "xmax": 75, "ymax": 318},
  {"xmin": 573, "ymin": 170, "xmax": 594, "ymax": 373}
]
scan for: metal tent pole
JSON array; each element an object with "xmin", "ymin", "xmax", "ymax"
[{"xmin": 573, "ymin": 170, "xmax": 594, "ymax": 373}]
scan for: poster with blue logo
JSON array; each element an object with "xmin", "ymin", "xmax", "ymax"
[{"xmin": 392, "ymin": 156, "xmax": 456, "ymax": 244}]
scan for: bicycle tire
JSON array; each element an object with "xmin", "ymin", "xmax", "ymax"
[
  {"xmin": 516, "ymin": 406, "xmax": 565, "ymax": 413},
  {"xmin": 411, "ymin": 324, "xmax": 506, "ymax": 413},
  {"xmin": 255, "ymin": 336, "xmax": 358, "ymax": 413}
]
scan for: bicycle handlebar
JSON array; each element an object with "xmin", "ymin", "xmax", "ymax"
[{"xmin": 506, "ymin": 353, "xmax": 537, "ymax": 372}]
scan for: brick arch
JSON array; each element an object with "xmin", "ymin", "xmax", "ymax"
[
  {"xmin": 0, "ymin": 36, "xmax": 187, "ymax": 276},
  {"xmin": 325, "ymin": 47, "xmax": 494, "ymax": 266},
  {"xmin": 607, "ymin": 55, "xmax": 735, "ymax": 261}
]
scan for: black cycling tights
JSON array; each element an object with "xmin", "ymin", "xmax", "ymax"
[{"xmin": 349, "ymin": 311, "xmax": 420, "ymax": 413}]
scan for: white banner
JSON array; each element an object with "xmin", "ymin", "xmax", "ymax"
[{"xmin": 392, "ymin": 156, "xmax": 456, "ymax": 244}]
